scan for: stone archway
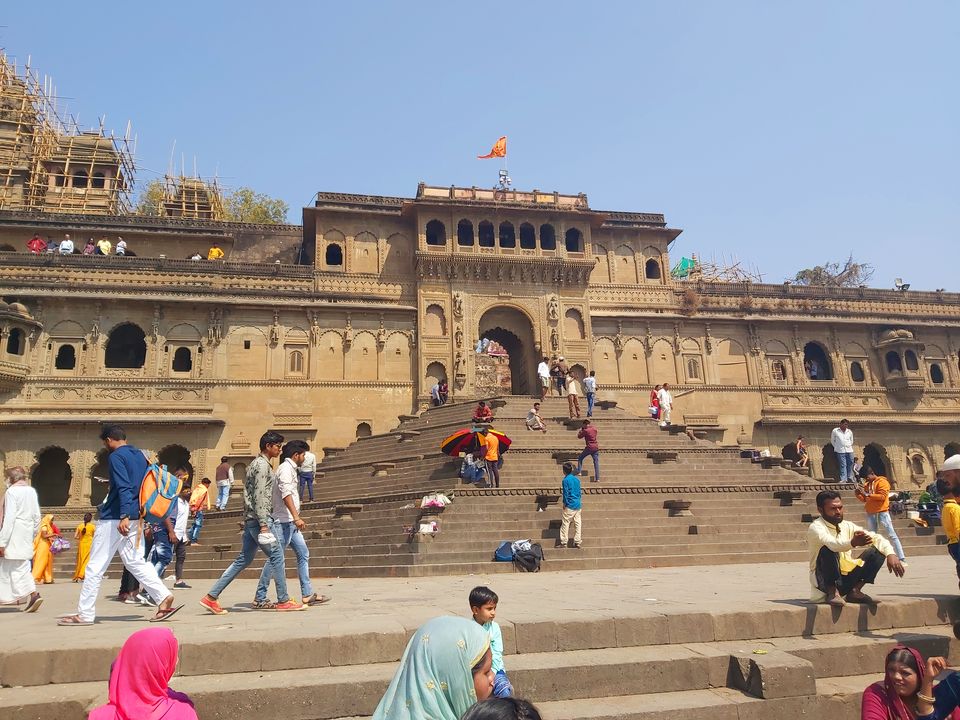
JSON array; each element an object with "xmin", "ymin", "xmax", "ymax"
[
  {"xmin": 157, "ymin": 444, "xmax": 194, "ymax": 481},
  {"xmin": 863, "ymin": 442, "xmax": 892, "ymax": 482},
  {"xmin": 89, "ymin": 449, "xmax": 110, "ymax": 506},
  {"xmin": 477, "ymin": 306, "xmax": 536, "ymax": 396},
  {"xmin": 32, "ymin": 446, "xmax": 72, "ymax": 506}
]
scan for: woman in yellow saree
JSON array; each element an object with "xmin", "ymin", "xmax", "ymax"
[
  {"xmin": 32, "ymin": 514, "xmax": 55, "ymax": 584},
  {"xmin": 73, "ymin": 513, "xmax": 95, "ymax": 582}
]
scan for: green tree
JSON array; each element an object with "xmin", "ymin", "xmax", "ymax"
[
  {"xmin": 133, "ymin": 179, "xmax": 165, "ymax": 216},
  {"xmin": 791, "ymin": 255, "xmax": 874, "ymax": 287},
  {"xmin": 223, "ymin": 187, "xmax": 289, "ymax": 224}
]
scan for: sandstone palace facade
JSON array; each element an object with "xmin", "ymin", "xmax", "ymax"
[{"xmin": 0, "ymin": 181, "xmax": 956, "ymax": 508}]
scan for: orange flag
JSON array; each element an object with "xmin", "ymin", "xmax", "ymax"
[{"xmin": 477, "ymin": 136, "xmax": 507, "ymax": 159}]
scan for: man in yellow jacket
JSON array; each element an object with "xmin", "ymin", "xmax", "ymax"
[
  {"xmin": 855, "ymin": 467, "xmax": 906, "ymax": 562},
  {"xmin": 207, "ymin": 242, "xmax": 225, "ymax": 260}
]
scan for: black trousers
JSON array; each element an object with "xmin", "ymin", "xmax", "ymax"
[
  {"xmin": 173, "ymin": 539, "xmax": 188, "ymax": 580},
  {"xmin": 815, "ymin": 546, "xmax": 885, "ymax": 596},
  {"xmin": 119, "ymin": 534, "xmax": 154, "ymax": 594}
]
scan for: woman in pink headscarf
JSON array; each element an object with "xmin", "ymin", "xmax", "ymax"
[
  {"xmin": 861, "ymin": 645, "xmax": 960, "ymax": 719},
  {"xmin": 89, "ymin": 627, "xmax": 197, "ymax": 720}
]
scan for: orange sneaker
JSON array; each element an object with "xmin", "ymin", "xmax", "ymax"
[
  {"xmin": 275, "ymin": 600, "xmax": 305, "ymax": 612},
  {"xmin": 199, "ymin": 596, "xmax": 227, "ymax": 615}
]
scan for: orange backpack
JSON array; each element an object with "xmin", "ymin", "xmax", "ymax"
[{"xmin": 139, "ymin": 463, "xmax": 182, "ymax": 524}]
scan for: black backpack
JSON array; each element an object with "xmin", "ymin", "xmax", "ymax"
[{"xmin": 513, "ymin": 543, "xmax": 544, "ymax": 572}]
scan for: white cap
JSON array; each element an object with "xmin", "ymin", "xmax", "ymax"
[
  {"xmin": 558, "ymin": 356, "xmax": 565, "ymax": 361},
  {"xmin": 942, "ymin": 455, "xmax": 960, "ymax": 472}
]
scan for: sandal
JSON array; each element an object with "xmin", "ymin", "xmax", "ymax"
[
  {"xmin": 304, "ymin": 593, "xmax": 332, "ymax": 606},
  {"xmin": 57, "ymin": 614, "xmax": 94, "ymax": 626},
  {"xmin": 150, "ymin": 604, "xmax": 184, "ymax": 622},
  {"xmin": 252, "ymin": 600, "xmax": 276, "ymax": 610}
]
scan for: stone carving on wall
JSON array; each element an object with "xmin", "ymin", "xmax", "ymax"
[
  {"xmin": 151, "ymin": 304, "xmax": 161, "ymax": 344},
  {"xmin": 207, "ymin": 308, "xmax": 224, "ymax": 345},
  {"xmin": 90, "ymin": 303, "xmax": 101, "ymax": 341},
  {"xmin": 452, "ymin": 292, "xmax": 464, "ymax": 320},
  {"xmin": 748, "ymin": 323, "xmax": 761, "ymax": 355},
  {"xmin": 455, "ymin": 325, "xmax": 464, "ymax": 349},
  {"xmin": 270, "ymin": 309, "xmax": 280, "ymax": 346},
  {"xmin": 547, "ymin": 295, "xmax": 559, "ymax": 321},
  {"xmin": 309, "ymin": 311, "xmax": 320, "ymax": 346},
  {"xmin": 615, "ymin": 321, "xmax": 625, "ymax": 353},
  {"xmin": 376, "ymin": 316, "xmax": 387, "ymax": 349},
  {"xmin": 704, "ymin": 323, "xmax": 713, "ymax": 354},
  {"xmin": 643, "ymin": 323, "xmax": 653, "ymax": 353},
  {"xmin": 550, "ymin": 328, "xmax": 559, "ymax": 352},
  {"xmin": 454, "ymin": 351, "xmax": 466, "ymax": 389},
  {"xmin": 96, "ymin": 387, "xmax": 144, "ymax": 401},
  {"xmin": 344, "ymin": 315, "xmax": 353, "ymax": 348},
  {"xmin": 673, "ymin": 323, "xmax": 682, "ymax": 353}
]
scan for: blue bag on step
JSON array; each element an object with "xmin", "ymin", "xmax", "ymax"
[{"xmin": 494, "ymin": 541, "xmax": 514, "ymax": 562}]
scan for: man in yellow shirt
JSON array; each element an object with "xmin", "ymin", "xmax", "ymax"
[
  {"xmin": 807, "ymin": 490, "xmax": 904, "ymax": 606},
  {"xmin": 939, "ymin": 455, "xmax": 960, "ymax": 589},
  {"xmin": 187, "ymin": 478, "xmax": 212, "ymax": 545},
  {"xmin": 855, "ymin": 467, "xmax": 906, "ymax": 562},
  {"xmin": 207, "ymin": 243, "xmax": 225, "ymax": 261}
]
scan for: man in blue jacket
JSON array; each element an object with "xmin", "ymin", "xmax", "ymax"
[
  {"xmin": 58, "ymin": 424, "xmax": 179, "ymax": 625},
  {"xmin": 558, "ymin": 461, "xmax": 582, "ymax": 549}
]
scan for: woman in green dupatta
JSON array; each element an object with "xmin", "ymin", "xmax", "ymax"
[{"xmin": 373, "ymin": 616, "xmax": 495, "ymax": 720}]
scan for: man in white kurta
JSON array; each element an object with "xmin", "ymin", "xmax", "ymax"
[{"xmin": 0, "ymin": 467, "xmax": 42, "ymax": 610}]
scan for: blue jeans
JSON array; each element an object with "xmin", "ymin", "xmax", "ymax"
[
  {"xmin": 216, "ymin": 484, "xmax": 230, "ymax": 510},
  {"xmin": 255, "ymin": 521, "xmax": 313, "ymax": 601},
  {"xmin": 576, "ymin": 449, "xmax": 600, "ymax": 482},
  {"xmin": 866, "ymin": 511, "xmax": 905, "ymax": 561},
  {"xmin": 837, "ymin": 452, "xmax": 855, "ymax": 482},
  {"xmin": 151, "ymin": 533, "xmax": 173, "ymax": 575},
  {"xmin": 298, "ymin": 471, "xmax": 314, "ymax": 501},
  {"xmin": 586, "ymin": 392, "xmax": 595, "ymax": 417},
  {"xmin": 207, "ymin": 519, "xmax": 289, "ymax": 602},
  {"xmin": 188, "ymin": 510, "xmax": 204, "ymax": 542},
  {"xmin": 493, "ymin": 669, "xmax": 513, "ymax": 698}
]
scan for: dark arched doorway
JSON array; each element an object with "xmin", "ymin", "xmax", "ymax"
[
  {"xmin": 803, "ymin": 342, "xmax": 833, "ymax": 381},
  {"xmin": 157, "ymin": 444, "xmax": 194, "ymax": 481},
  {"xmin": 89, "ymin": 449, "xmax": 110, "ymax": 506},
  {"xmin": 863, "ymin": 442, "xmax": 891, "ymax": 481},
  {"xmin": 821, "ymin": 444, "xmax": 839, "ymax": 482},
  {"xmin": 32, "ymin": 446, "xmax": 72, "ymax": 506},
  {"xmin": 477, "ymin": 306, "xmax": 536, "ymax": 396},
  {"xmin": 946, "ymin": 443, "xmax": 960, "ymax": 460}
]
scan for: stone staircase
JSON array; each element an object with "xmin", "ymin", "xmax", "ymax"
[
  {"xmin": 4, "ymin": 589, "xmax": 959, "ymax": 720},
  {"xmin": 49, "ymin": 395, "xmax": 947, "ymax": 580}
]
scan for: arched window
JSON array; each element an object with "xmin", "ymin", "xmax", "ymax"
[
  {"xmin": 498, "ymin": 222, "xmax": 516, "ymax": 248},
  {"xmin": 53, "ymin": 168, "xmax": 66, "ymax": 187},
  {"xmin": 802, "ymin": 342, "xmax": 833, "ymax": 380},
  {"xmin": 91, "ymin": 172, "xmax": 106, "ymax": 189},
  {"xmin": 886, "ymin": 351, "xmax": 903, "ymax": 373},
  {"xmin": 645, "ymin": 258, "xmax": 662, "ymax": 280},
  {"xmin": 72, "ymin": 169, "xmax": 89, "ymax": 188},
  {"xmin": 770, "ymin": 360, "xmax": 787, "ymax": 383},
  {"xmin": 425, "ymin": 219, "xmax": 446, "ymax": 247},
  {"xmin": 32, "ymin": 446, "xmax": 71, "ymax": 506},
  {"xmin": 539, "ymin": 224, "xmax": 556, "ymax": 250},
  {"xmin": 478, "ymin": 221, "xmax": 495, "ymax": 247},
  {"xmin": 519, "ymin": 223, "xmax": 536, "ymax": 249},
  {"xmin": 850, "ymin": 361, "xmax": 865, "ymax": 382},
  {"xmin": 356, "ymin": 422, "xmax": 372, "ymax": 438},
  {"xmin": 289, "ymin": 350, "xmax": 304, "ymax": 374},
  {"xmin": 911, "ymin": 455, "xmax": 925, "ymax": 476},
  {"xmin": 905, "ymin": 350, "xmax": 919, "ymax": 371},
  {"xmin": 325, "ymin": 243, "xmax": 343, "ymax": 266},
  {"xmin": 6, "ymin": 328, "xmax": 24, "ymax": 356},
  {"xmin": 564, "ymin": 228, "xmax": 583, "ymax": 253},
  {"xmin": 172, "ymin": 347, "xmax": 192, "ymax": 372},
  {"xmin": 931, "ymin": 363, "xmax": 945, "ymax": 384},
  {"xmin": 105, "ymin": 323, "xmax": 147, "ymax": 368},
  {"xmin": 55, "ymin": 344, "xmax": 76, "ymax": 370},
  {"xmin": 457, "ymin": 219, "xmax": 474, "ymax": 246},
  {"xmin": 686, "ymin": 357, "xmax": 701, "ymax": 380}
]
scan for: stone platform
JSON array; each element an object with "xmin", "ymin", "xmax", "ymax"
[{"xmin": 4, "ymin": 557, "xmax": 960, "ymax": 720}]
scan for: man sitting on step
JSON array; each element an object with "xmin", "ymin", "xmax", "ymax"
[
  {"xmin": 472, "ymin": 401, "xmax": 494, "ymax": 424},
  {"xmin": 808, "ymin": 489, "xmax": 905, "ymax": 606}
]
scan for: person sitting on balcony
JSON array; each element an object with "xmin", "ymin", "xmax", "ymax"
[
  {"xmin": 27, "ymin": 233, "xmax": 46, "ymax": 254},
  {"xmin": 115, "ymin": 237, "xmax": 127, "ymax": 256},
  {"xmin": 207, "ymin": 242, "xmax": 225, "ymax": 261},
  {"xmin": 472, "ymin": 401, "xmax": 493, "ymax": 424},
  {"xmin": 96, "ymin": 237, "xmax": 112, "ymax": 256},
  {"xmin": 58, "ymin": 235, "xmax": 74, "ymax": 255},
  {"xmin": 45, "ymin": 238, "xmax": 57, "ymax": 254},
  {"xmin": 82, "ymin": 239, "xmax": 96, "ymax": 255}
]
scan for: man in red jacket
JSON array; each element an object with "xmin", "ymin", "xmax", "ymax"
[{"xmin": 575, "ymin": 420, "xmax": 601, "ymax": 483}]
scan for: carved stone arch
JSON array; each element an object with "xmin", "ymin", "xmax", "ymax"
[
  {"xmin": 383, "ymin": 233, "xmax": 410, "ymax": 276},
  {"xmin": 844, "ymin": 341, "xmax": 870, "ymax": 357},
  {"xmin": 621, "ymin": 338, "xmax": 649, "ymax": 384},
  {"xmin": 477, "ymin": 304, "xmax": 538, "ymax": 395},
  {"xmin": 563, "ymin": 308, "xmax": 585, "ymax": 340},
  {"xmin": 650, "ymin": 337, "xmax": 677, "ymax": 384},
  {"xmin": 322, "ymin": 228, "xmax": 346, "ymax": 269},
  {"xmin": 715, "ymin": 338, "xmax": 749, "ymax": 385},
  {"xmin": 225, "ymin": 325, "xmax": 269, "ymax": 380},
  {"xmin": 317, "ymin": 330, "xmax": 344, "ymax": 380},
  {"xmin": 352, "ymin": 231, "xmax": 379, "ymax": 274},
  {"xmin": 346, "ymin": 330, "xmax": 378, "ymax": 381},
  {"xmin": 425, "ymin": 361, "xmax": 447, "ymax": 388},
  {"xmin": 765, "ymin": 339, "xmax": 790, "ymax": 355},
  {"xmin": 384, "ymin": 331, "xmax": 412, "ymax": 381},
  {"xmin": 104, "ymin": 322, "xmax": 147, "ymax": 369},
  {"xmin": 48, "ymin": 320, "xmax": 86, "ymax": 339},
  {"xmin": 424, "ymin": 304, "xmax": 447, "ymax": 336},
  {"xmin": 31, "ymin": 445, "xmax": 72, "ymax": 506},
  {"xmin": 592, "ymin": 337, "xmax": 619, "ymax": 383},
  {"xmin": 286, "ymin": 326, "xmax": 309, "ymax": 342},
  {"xmin": 165, "ymin": 323, "xmax": 203, "ymax": 341},
  {"xmin": 591, "ymin": 243, "xmax": 610, "ymax": 284},
  {"xmin": 681, "ymin": 338, "xmax": 701, "ymax": 352},
  {"xmin": 614, "ymin": 244, "xmax": 638, "ymax": 284}
]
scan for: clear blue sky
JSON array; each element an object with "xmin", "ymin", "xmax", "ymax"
[{"xmin": 4, "ymin": 2, "xmax": 957, "ymax": 289}]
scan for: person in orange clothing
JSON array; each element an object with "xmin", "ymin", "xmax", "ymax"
[
  {"xmin": 855, "ymin": 466, "xmax": 906, "ymax": 562},
  {"xmin": 187, "ymin": 478, "xmax": 212, "ymax": 545},
  {"xmin": 481, "ymin": 429, "xmax": 500, "ymax": 489}
]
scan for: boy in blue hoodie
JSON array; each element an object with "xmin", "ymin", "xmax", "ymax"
[{"xmin": 469, "ymin": 585, "xmax": 513, "ymax": 698}]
